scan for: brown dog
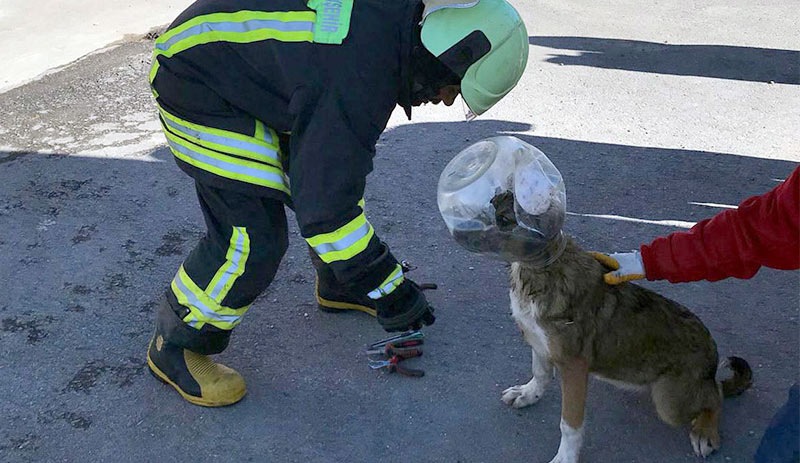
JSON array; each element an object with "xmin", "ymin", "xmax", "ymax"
[{"xmin": 501, "ymin": 235, "xmax": 752, "ymax": 462}]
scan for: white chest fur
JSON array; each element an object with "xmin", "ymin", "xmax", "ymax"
[{"xmin": 509, "ymin": 285, "xmax": 551, "ymax": 358}]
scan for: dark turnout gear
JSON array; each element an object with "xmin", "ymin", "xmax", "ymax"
[
  {"xmin": 375, "ymin": 279, "xmax": 436, "ymax": 332},
  {"xmin": 150, "ymin": 0, "xmax": 415, "ymax": 337},
  {"xmin": 147, "ymin": 298, "xmax": 246, "ymax": 406},
  {"xmin": 146, "ymin": 0, "xmax": 527, "ymax": 405},
  {"xmin": 167, "ymin": 181, "xmax": 288, "ymax": 350},
  {"xmin": 150, "ymin": 0, "xmax": 419, "ymax": 201},
  {"xmin": 312, "ymin": 245, "xmax": 439, "ymax": 330},
  {"xmin": 310, "ymin": 246, "xmax": 377, "ymax": 317}
]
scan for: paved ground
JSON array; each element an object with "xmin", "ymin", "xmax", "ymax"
[
  {"xmin": 0, "ymin": 0, "xmax": 194, "ymax": 92},
  {"xmin": 0, "ymin": 1, "xmax": 797, "ymax": 462}
]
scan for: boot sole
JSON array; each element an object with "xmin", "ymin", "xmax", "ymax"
[
  {"xmin": 146, "ymin": 351, "xmax": 246, "ymax": 407},
  {"xmin": 315, "ymin": 278, "xmax": 376, "ymax": 317},
  {"xmin": 316, "ymin": 294, "xmax": 377, "ymax": 317}
]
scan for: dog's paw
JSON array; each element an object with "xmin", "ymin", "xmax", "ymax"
[
  {"xmin": 690, "ymin": 430, "xmax": 719, "ymax": 458},
  {"xmin": 690, "ymin": 411, "xmax": 721, "ymax": 458},
  {"xmin": 501, "ymin": 383, "xmax": 543, "ymax": 408},
  {"xmin": 547, "ymin": 419, "xmax": 583, "ymax": 463}
]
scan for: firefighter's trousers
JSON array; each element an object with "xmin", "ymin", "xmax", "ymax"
[{"xmin": 161, "ymin": 181, "xmax": 289, "ymax": 354}]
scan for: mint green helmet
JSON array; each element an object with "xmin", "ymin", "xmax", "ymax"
[{"xmin": 420, "ymin": 0, "xmax": 529, "ymax": 116}]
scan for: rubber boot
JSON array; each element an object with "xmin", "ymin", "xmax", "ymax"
[
  {"xmin": 146, "ymin": 298, "xmax": 246, "ymax": 407},
  {"xmin": 309, "ymin": 247, "xmax": 377, "ymax": 317}
]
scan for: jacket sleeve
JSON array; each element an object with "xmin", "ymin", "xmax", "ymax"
[
  {"xmin": 641, "ymin": 166, "xmax": 800, "ymax": 283},
  {"xmin": 287, "ymin": 86, "xmax": 401, "ymax": 296},
  {"xmin": 283, "ymin": 4, "xmax": 404, "ymax": 297}
]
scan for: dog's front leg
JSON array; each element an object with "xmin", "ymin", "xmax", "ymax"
[
  {"xmin": 549, "ymin": 357, "xmax": 589, "ymax": 463},
  {"xmin": 502, "ymin": 347, "xmax": 553, "ymax": 408}
]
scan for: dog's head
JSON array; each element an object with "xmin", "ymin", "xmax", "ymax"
[{"xmin": 450, "ymin": 191, "xmax": 566, "ymax": 266}]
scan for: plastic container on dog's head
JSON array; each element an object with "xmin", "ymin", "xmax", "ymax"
[{"xmin": 437, "ymin": 136, "xmax": 566, "ymax": 265}]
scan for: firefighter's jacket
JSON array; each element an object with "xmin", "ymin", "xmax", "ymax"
[{"xmin": 151, "ymin": 0, "xmax": 421, "ymax": 298}]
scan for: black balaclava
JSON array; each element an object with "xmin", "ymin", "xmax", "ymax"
[{"xmin": 409, "ymin": 22, "xmax": 461, "ymax": 106}]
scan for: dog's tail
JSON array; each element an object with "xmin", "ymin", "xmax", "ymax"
[{"xmin": 720, "ymin": 356, "xmax": 753, "ymax": 397}]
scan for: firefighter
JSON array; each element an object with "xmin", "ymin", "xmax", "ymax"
[{"xmin": 146, "ymin": 0, "xmax": 529, "ymax": 406}]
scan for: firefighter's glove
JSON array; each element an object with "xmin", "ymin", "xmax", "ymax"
[
  {"xmin": 589, "ymin": 251, "xmax": 645, "ymax": 285},
  {"xmin": 375, "ymin": 279, "xmax": 436, "ymax": 332}
]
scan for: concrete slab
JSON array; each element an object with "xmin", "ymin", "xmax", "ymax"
[{"xmin": 0, "ymin": 0, "xmax": 193, "ymax": 92}]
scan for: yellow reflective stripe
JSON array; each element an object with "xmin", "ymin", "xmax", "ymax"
[
  {"xmin": 154, "ymin": 11, "xmax": 315, "ymax": 59},
  {"xmin": 306, "ymin": 213, "xmax": 366, "ymax": 247},
  {"xmin": 306, "ymin": 213, "xmax": 375, "ymax": 263},
  {"xmin": 162, "ymin": 127, "xmax": 290, "ymax": 194},
  {"xmin": 318, "ymin": 229, "xmax": 373, "ymax": 263},
  {"xmin": 254, "ymin": 120, "xmax": 266, "ymax": 141},
  {"xmin": 171, "ymin": 265, "xmax": 250, "ymax": 330},
  {"xmin": 254, "ymin": 120, "xmax": 278, "ymax": 146},
  {"xmin": 206, "ymin": 227, "xmax": 250, "ymax": 304},
  {"xmin": 150, "ymin": 11, "xmax": 314, "ymax": 83},
  {"xmin": 158, "ymin": 106, "xmax": 280, "ymax": 167},
  {"xmin": 254, "ymin": 119, "xmax": 277, "ymax": 146},
  {"xmin": 157, "ymin": 11, "xmax": 315, "ymax": 45},
  {"xmin": 367, "ymin": 264, "xmax": 405, "ymax": 299},
  {"xmin": 149, "ymin": 56, "xmax": 161, "ymax": 85},
  {"xmin": 148, "ymin": 45, "xmax": 160, "ymax": 94},
  {"xmin": 160, "ymin": 105, "xmax": 279, "ymax": 151}
]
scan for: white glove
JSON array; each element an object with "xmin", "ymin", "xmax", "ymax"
[{"xmin": 589, "ymin": 251, "xmax": 645, "ymax": 285}]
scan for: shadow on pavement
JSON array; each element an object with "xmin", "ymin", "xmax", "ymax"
[{"xmin": 530, "ymin": 36, "xmax": 800, "ymax": 84}]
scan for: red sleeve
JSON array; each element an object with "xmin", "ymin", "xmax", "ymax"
[{"xmin": 640, "ymin": 166, "xmax": 800, "ymax": 283}]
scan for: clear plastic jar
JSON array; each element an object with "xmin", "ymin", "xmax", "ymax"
[{"xmin": 437, "ymin": 136, "xmax": 566, "ymax": 265}]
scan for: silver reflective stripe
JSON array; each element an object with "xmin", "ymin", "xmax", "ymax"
[
  {"xmin": 173, "ymin": 275, "xmax": 241, "ymax": 325},
  {"xmin": 208, "ymin": 227, "xmax": 247, "ymax": 301},
  {"xmin": 313, "ymin": 221, "xmax": 371, "ymax": 255},
  {"xmin": 368, "ymin": 266, "xmax": 405, "ymax": 300},
  {"xmin": 258, "ymin": 122, "xmax": 275, "ymax": 145},
  {"xmin": 166, "ymin": 137, "xmax": 287, "ymax": 187},
  {"xmin": 162, "ymin": 113, "xmax": 279, "ymax": 165},
  {"xmin": 155, "ymin": 19, "xmax": 314, "ymax": 52}
]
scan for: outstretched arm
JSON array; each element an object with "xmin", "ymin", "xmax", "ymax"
[{"xmin": 593, "ymin": 166, "xmax": 799, "ymax": 284}]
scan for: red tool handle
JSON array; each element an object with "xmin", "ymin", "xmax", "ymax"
[
  {"xmin": 387, "ymin": 340, "xmax": 423, "ymax": 350},
  {"xmin": 388, "ymin": 354, "xmax": 425, "ymax": 377},
  {"xmin": 391, "ymin": 362, "xmax": 425, "ymax": 377},
  {"xmin": 388, "ymin": 348, "xmax": 422, "ymax": 359}
]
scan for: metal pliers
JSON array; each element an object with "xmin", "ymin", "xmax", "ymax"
[
  {"xmin": 366, "ymin": 330, "xmax": 424, "ymax": 350},
  {"xmin": 366, "ymin": 330, "xmax": 425, "ymax": 377},
  {"xmin": 367, "ymin": 345, "xmax": 424, "ymax": 377}
]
